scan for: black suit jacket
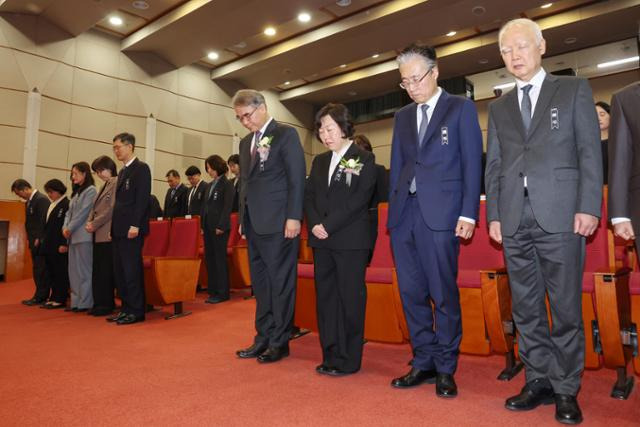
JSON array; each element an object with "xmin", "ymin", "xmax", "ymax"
[
  {"xmin": 370, "ymin": 163, "xmax": 389, "ymax": 208},
  {"xmin": 187, "ymin": 180, "xmax": 208, "ymax": 216},
  {"xmin": 112, "ymin": 158, "xmax": 152, "ymax": 238},
  {"xmin": 239, "ymin": 119, "xmax": 306, "ymax": 235},
  {"xmin": 164, "ymin": 184, "xmax": 188, "ymax": 218},
  {"xmin": 201, "ymin": 175, "xmax": 234, "ymax": 232},
  {"xmin": 148, "ymin": 194, "xmax": 163, "ymax": 219},
  {"xmin": 304, "ymin": 144, "xmax": 376, "ymax": 250},
  {"xmin": 230, "ymin": 176, "xmax": 240, "ymax": 213},
  {"xmin": 40, "ymin": 197, "xmax": 69, "ymax": 255},
  {"xmin": 25, "ymin": 190, "xmax": 50, "ymax": 250}
]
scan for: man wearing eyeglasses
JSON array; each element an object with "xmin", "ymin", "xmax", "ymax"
[
  {"xmin": 485, "ymin": 19, "xmax": 601, "ymax": 424},
  {"xmin": 388, "ymin": 43, "xmax": 482, "ymax": 398},
  {"xmin": 232, "ymin": 89, "xmax": 306, "ymax": 363}
]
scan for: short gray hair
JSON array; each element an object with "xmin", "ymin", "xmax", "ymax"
[
  {"xmin": 396, "ymin": 43, "xmax": 437, "ymax": 70},
  {"xmin": 498, "ymin": 18, "xmax": 543, "ymax": 51},
  {"xmin": 231, "ymin": 89, "xmax": 266, "ymax": 108}
]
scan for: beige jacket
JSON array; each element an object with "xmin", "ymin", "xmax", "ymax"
[{"xmin": 88, "ymin": 177, "xmax": 117, "ymax": 243}]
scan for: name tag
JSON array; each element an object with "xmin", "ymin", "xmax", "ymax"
[
  {"xmin": 441, "ymin": 127, "xmax": 449, "ymax": 145},
  {"xmin": 550, "ymin": 108, "xmax": 559, "ymax": 130}
]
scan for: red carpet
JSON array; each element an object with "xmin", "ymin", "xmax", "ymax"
[{"xmin": 1, "ymin": 279, "xmax": 638, "ymax": 426}]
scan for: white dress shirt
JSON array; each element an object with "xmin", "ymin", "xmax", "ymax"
[
  {"xmin": 328, "ymin": 141, "xmax": 353, "ymax": 186},
  {"xmin": 251, "ymin": 117, "xmax": 274, "ymax": 152},
  {"xmin": 46, "ymin": 196, "xmax": 63, "ymax": 221}
]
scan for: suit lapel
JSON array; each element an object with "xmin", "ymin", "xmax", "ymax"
[
  {"xmin": 527, "ymin": 74, "xmax": 559, "ymax": 138},
  {"xmin": 505, "ymin": 88, "xmax": 527, "ymax": 141},
  {"xmin": 329, "ymin": 144, "xmax": 359, "ymax": 190},
  {"xmin": 117, "ymin": 159, "xmax": 136, "ymax": 191},
  {"xmin": 422, "ymin": 90, "xmax": 453, "ymax": 147}
]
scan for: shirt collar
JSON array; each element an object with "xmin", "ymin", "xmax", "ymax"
[
  {"xmin": 516, "ymin": 67, "xmax": 546, "ymax": 90},
  {"xmin": 332, "ymin": 141, "xmax": 353, "ymax": 159},
  {"xmin": 257, "ymin": 117, "xmax": 274, "ymax": 138},
  {"xmin": 28, "ymin": 189, "xmax": 37, "ymax": 201},
  {"xmin": 418, "ymin": 87, "xmax": 442, "ymax": 109},
  {"xmin": 50, "ymin": 195, "xmax": 65, "ymax": 208},
  {"xmin": 125, "ymin": 156, "xmax": 137, "ymax": 167}
]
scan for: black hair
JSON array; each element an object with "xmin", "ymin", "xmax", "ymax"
[
  {"xmin": 166, "ymin": 169, "xmax": 180, "ymax": 178},
  {"xmin": 91, "ymin": 155, "xmax": 117, "ymax": 177},
  {"xmin": 314, "ymin": 103, "xmax": 355, "ymax": 141},
  {"xmin": 10, "ymin": 179, "xmax": 31, "ymax": 192},
  {"xmin": 185, "ymin": 166, "xmax": 201, "ymax": 177},
  {"xmin": 70, "ymin": 161, "xmax": 95, "ymax": 197},
  {"xmin": 205, "ymin": 155, "xmax": 229, "ymax": 176},
  {"xmin": 44, "ymin": 179, "xmax": 67, "ymax": 195}
]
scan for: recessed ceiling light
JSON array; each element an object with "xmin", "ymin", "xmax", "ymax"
[
  {"xmin": 207, "ymin": 51, "xmax": 219, "ymax": 60},
  {"xmin": 347, "ymin": 90, "xmax": 357, "ymax": 96},
  {"xmin": 478, "ymin": 58, "xmax": 489, "ymax": 65},
  {"xmin": 234, "ymin": 41, "xmax": 247, "ymax": 49},
  {"xmin": 494, "ymin": 82, "xmax": 515, "ymax": 90},
  {"xmin": 472, "ymin": 6, "xmax": 486, "ymax": 15},
  {"xmin": 284, "ymin": 81, "xmax": 291, "ymax": 85},
  {"xmin": 336, "ymin": 0, "xmax": 352, "ymax": 6},
  {"xmin": 298, "ymin": 12, "xmax": 311, "ymax": 23},
  {"xmin": 109, "ymin": 16, "xmax": 123, "ymax": 26},
  {"xmin": 372, "ymin": 53, "xmax": 380, "ymax": 59},
  {"xmin": 339, "ymin": 64, "xmax": 347, "ymax": 68},
  {"xmin": 446, "ymin": 31, "xmax": 457, "ymax": 37},
  {"xmin": 132, "ymin": 1, "xmax": 149, "ymax": 10},
  {"xmin": 564, "ymin": 37, "xmax": 577, "ymax": 45},
  {"xmin": 541, "ymin": 3, "xmax": 553, "ymax": 9},
  {"xmin": 264, "ymin": 27, "xmax": 276, "ymax": 36},
  {"xmin": 597, "ymin": 56, "xmax": 639, "ymax": 69}
]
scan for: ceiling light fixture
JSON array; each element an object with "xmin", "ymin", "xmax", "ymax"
[
  {"xmin": 264, "ymin": 27, "xmax": 276, "ymax": 36},
  {"xmin": 207, "ymin": 51, "xmax": 219, "ymax": 60},
  {"xmin": 298, "ymin": 12, "xmax": 311, "ymax": 23},
  {"xmin": 336, "ymin": 0, "xmax": 352, "ymax": 6},
  {"xmin": 372, "ymin": 53, "xmax": 380, "ymax": 59},
  {"xmin": 493, "ymin": 82, "xmax": 516, "ymax": 90},
  {"xmin": 597, "ymin": 56, "xmax": 639, "ymax": 69},
  {"xmin": 132, "ymin": 1, "xmax": 149, "ymax": 10},
  {"xmin": 109, "ymin": 16, "xmax": 123, "ymax": 26},
  {"xmin": 339, "ymin": 64, "xmax": 347, "ymax": 68},
  {"xmin": 541, "ymin": 3, "xmax": 553, "ymax": 9},
  {"xmin": 478, "ymin": 58, "xmax": 489, "ymax": 65},
  {"xmin": 284, "ymin": 81, "xmax": 291, "ymax": 85},
  {"xmin": 446, "ymin": 31, "xmax": 457, "ymax": 37},
  {"xmin": 564, "ymin": 37, "xmax": 577, "ymax": 45}
]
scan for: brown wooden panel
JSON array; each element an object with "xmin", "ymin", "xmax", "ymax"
[
  {"xmin": 631, "ymin": 294, "xmax": 640, "ymax": 375},
  {"xmin": 294, "ymin": 276, "xmax": 318, "ymax": 332},
  {"xmin": 0, "ymin": 200, "xmax": 31, "ymax": 282},
  {"xmin": 231, "ymin": 244, "xmax": 251, "ymax": 288},
  {"xmin": 364, "ymin": 281, "xmax": 405, "ymax": 343},
  {"xmin": 480, "ymin": 271, "xmax": 513, "ymax": 354},
  {"xmin": 148, "ymin": 257, "xmax": 200, "ymax": 305},
  {"xmin": 582, "ymin": 292, "xmax": 601, "ymax": 369},
  {"xmin": 459, "ymin": 287, "xmax": 491, "ymax": 355}
]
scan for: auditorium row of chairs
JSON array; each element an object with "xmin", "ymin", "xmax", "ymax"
[{"xmin": 292, "ymin": 192, "xmax": 639, "ymax": 399}]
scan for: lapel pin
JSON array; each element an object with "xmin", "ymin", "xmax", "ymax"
[
  {"xmin": 441, "ymin": 127, "xmax": 449, "ymax": 145},
  {"xmin": 551, "ymin": 108, "xmax": 559, "ymax": 130}
]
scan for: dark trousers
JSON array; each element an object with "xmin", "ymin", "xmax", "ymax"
[
  {"xmin": 45, "ymin": 252, "xmax": 69, "ymax": 304},
  {"xmin": 390, "ymin": 197, "xmax": 461, "ymax": 374},
  {"xmin": 313, "ymin": 248, "xmax": 368, "ymax": 372},
  {"xmin": 31, "ymin": 250, "xmax": 50, "ymax": 301},
  {"xmin": 245, "ymin": 210, "xmax": 298, "ymax": 349},
  {"xmin": 367, "ymin": 207, "xmax": 379, "ymax": 263},
  {"xmin": 204, "ymin": 230, "xmax": 230, "ymax": 299},
  {"xmin": 92, "ymin": 241, "xmax": 115, "ymax": 310},
  {"xmin": 502, "ymin": 197, "xmax": 584, "ymax": 395},
  {"xmin": 112, "ymin": 236, "xmax": 145, "ymax": 318}
]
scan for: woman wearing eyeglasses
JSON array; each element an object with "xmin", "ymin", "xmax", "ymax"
[{"xmin": 304, "ymin": 103, "xmax": 376, "ymax": 376}]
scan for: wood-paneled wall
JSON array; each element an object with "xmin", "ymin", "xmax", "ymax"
[{"xmin": 0, "ymin": 200, "xmax": 31, "ymax": 282}]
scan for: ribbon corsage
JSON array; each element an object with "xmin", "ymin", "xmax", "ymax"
[
  {"xmin": 337, "ymin": 157, "xmax": 364, "ymax": 187},
  {"xmin": 257, "ymin": 135, "xmax": 273, "ymax": 171}
]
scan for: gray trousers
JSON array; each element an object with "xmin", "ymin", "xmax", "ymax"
[
  {"xmin": 68, "ymin": 242, "xmax": 93, "ymax": 309},
  {"xmin": 502, "ymin": 197, "xmax": 585, "ymax": 396}
]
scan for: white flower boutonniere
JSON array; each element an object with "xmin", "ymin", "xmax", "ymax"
[
  {"xmin": 337, "ymin": 157, "xmax": 364, "ymax": 186},
  {"xmin": 257, "ymin": 135, "xmax": 274, "ymax": 171}
]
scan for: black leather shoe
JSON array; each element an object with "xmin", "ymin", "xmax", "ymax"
[
  {"xmin": 116, "ymin": 314, "xmax": 144, "ymax": 325},
  {"xmin": 435, "ymin": 373, "xmax": 458, "ymax": 398},
  {"xmin": 41, "ymin": 302, "xmax": 64, "ymax": 309},
  {"xmin": 257, "ymin": 346, "xmax": 290, "ymax": 363},
  {"xmin": 505, "ymin": 379, "xmax": 555, "ymax": 411},
  {"xmin": 75, "ymin": 308, "xmax": 89, "ymax": 313},
  {"xmin": 555, "ymin": 394, "xmax": 583, "ymax": 425},
  {"xmin": 236, "ymin": 344, "xmax": 267, "ymax": 359},
  {"xmin": 106, "ymin": 312, "xmax": 127, "ymax": 323},
  {"xmin": 22, "ymin": 298, "xmax": 45, "ymax": 306},
  {"xmin": 205, "ymin": 296, "xmax": 229, "ymax": 304},
  {"xmin": 91, "ymin": 308, "xmax": 114, "ymax": 316},
  {"xmin": 391, "ymin": 367, "xmax": 437, "ymax": 388},
  {"xmin": 316, "ymin": 364, "xmax": 332, "ymax": 375}
]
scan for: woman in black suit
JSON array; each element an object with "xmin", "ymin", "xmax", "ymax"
[
  {"xmin": 304, "ymin": 103, "xmax": 376, "ymax": 376},
  {"xmin": 40, "ymin": 179, "xmax": 70, "ymax": 309},
  {"xmin": 201, "ymin": 154, "xmax": 235, "ymax": 304}
]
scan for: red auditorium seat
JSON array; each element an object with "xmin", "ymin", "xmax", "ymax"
[
  {"xmin": 298, "ymin": 218, "xmax": 313, "ymax": 264},
  {"xmin": 457, "ymin": 200, "xmax": 496, "ymax": 357},
  {"xmin": 364, "ymin": 203, "xmax": 407, "ymax": 343},
  {"xmin": 142, "ymin": 219, "xmax": 171, "ymax": 263},
  {"xmin": 294, "ymin": 262, "xmax": 318, "ymax": 332},
  {"xmin": 144, "ymin": 217, "xmax": 201, "ymax": 319}
]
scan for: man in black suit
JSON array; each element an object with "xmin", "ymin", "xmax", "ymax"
[
  {"xmin": 163, "ymin": 169, "xmax": 188, "ymax": 218},
  {"xmin": 233, "ymin": 89, "xmax": 306, "ymax": 363},
  {"xmin": 108, "ymin": 132, "xmax": 151, "ymax": 325},
  {"xmin": 11, "ymin": 179, "xmax": 51, "ymax": 305},
  {"xmin": 227, "ymin": 154, "xmax": 240, "ymax": 213},
  {"xmin": 185, "ymin": 165, "xmax": 207, "ymax": 216}
]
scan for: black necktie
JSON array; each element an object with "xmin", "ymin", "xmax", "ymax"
[
  {"xmin": 251, "ymin": 131, "xmax": 261, "ymax": 164},
  {"xmin": 521, "ymin": 84, "xmax": 533, "ymax": 132}
]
